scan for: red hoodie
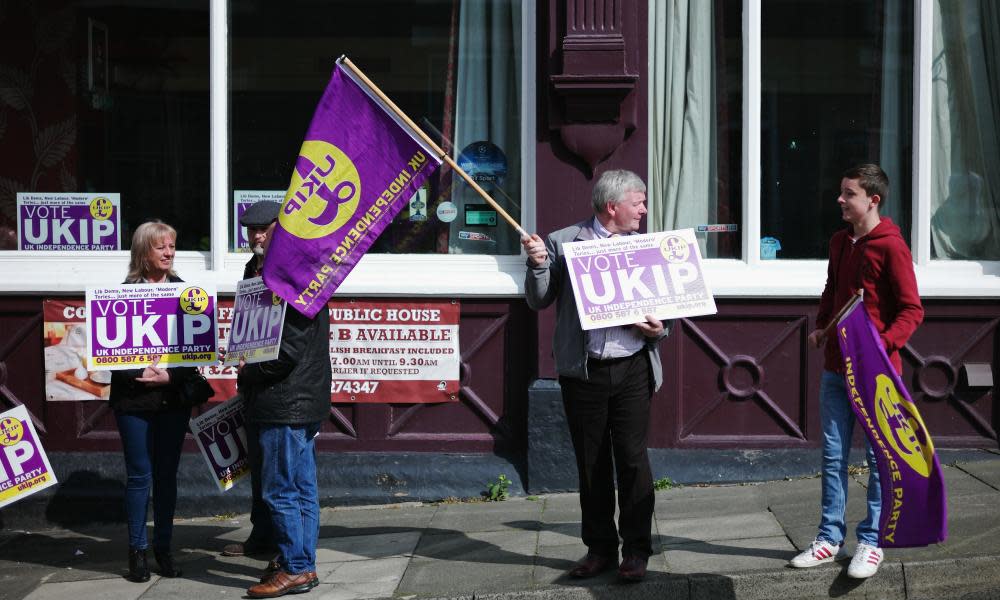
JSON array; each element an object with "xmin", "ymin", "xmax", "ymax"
[{"xmin": 816, "ymin": 217, "xmax": 923, "ymax": 374}]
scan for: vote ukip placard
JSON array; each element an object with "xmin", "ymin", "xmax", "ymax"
[
  {"xmin": 563, "ymin": 228, "xmax": 717, "ymax": 330},
  {"xmin": 224, "ymin": 277, "xmax": 286, "ymax": 366},
  {"xmin": 0, "ymin": 405, "xmax": 58, "ymax": 509},
  {"xmin": 190, "ymin": 395, "xmax": 250, "ymax": 493},
  {"xmin": 86, "ymin": 283, "xmax": 219, "ymax": 370},
  {"xmin": 17, "ymin": 193, "xmax": 121, "ymax": 250}
]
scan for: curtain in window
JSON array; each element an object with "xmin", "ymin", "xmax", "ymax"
[
  {"xmin": 878, "ymin": 0, "xmax": 908, "ymax": 226},
  {"xmin": 648, "ymin": 0, "xmax": 716, "ymax": 255},
  {"xmin": 449, "ymin": 0, "xmax": 521, "ymax": 255},
  {"xmin": 931, "ymin": 0, "xmax": 1000, "ymax": 260}
]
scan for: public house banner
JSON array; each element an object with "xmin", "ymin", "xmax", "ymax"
[
  {"xmin": 190, "ymin": 395, "xmax": 250, "ymax": 493},
  {"xmin": 17, "ymin": 192, "xmax": 121, "ymax": 251},
  {"xmin": 837, "ymin": 299, "xmax": 948, "ymax": 547},
  {"xmin": 329, "ymin": 300, "xmax": 460, "ymax": 403},
  {"xmin": 263, "ymin": 58, "xmax": 442, "ymax": 318},
  {"xmin": 563, "ymin": 228, "xmax": 717, "ymax": 330},
  {"xmin": 86, "ymin": 283, "xmax": 219, "ymax": 370},
  {"xmin": 0, "ymin": 405, "xmax": 58, "ymax": 509},
  {"xmin": 223, "ymin": 277, "xmax": 286, "ymax": 366}
]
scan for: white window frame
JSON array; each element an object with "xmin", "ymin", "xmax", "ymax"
[
  {"xmin": 0, "ymin": 0, "xmax": 535, "ymax": 296},
  {"xmin": 699, "ymin": 0, "xmax": 1000, "ymax": 298}
]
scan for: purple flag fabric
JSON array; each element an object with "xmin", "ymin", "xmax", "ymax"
[
  {"xmin": 837, "ymin": 299, "xmax": 947, "ymax": 547},
  {"xmin": 264, "ymin": 59, "xmax": 442, "ymax": 317}
]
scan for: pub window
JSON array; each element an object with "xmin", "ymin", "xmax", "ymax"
[
  {"xmin": 0, "ymin": 1, "xmax": 210, "ymax": 251},
  {"xmin": 228, "ymin": 0, "xmax": 523, "ymax": 256},
  {"xmin": 759, "ymin": 0, "xmax": 913, "ymax": 259}
]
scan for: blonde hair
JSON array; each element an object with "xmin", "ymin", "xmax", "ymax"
[{"xmin": 126, "ymin": 221, "xmax": 178, "ymax": 283}]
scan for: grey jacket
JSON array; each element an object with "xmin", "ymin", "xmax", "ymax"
[{"xmin": 524, "ymin": 218, "xmax": 672, "ymax": 391}]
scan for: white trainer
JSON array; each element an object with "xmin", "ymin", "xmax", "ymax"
[
  {"xmin": 789, "ymin": 539, "xmax": 842, "ymax": 568},
  {"xmin": 847, "ymin": 543, "xmax": 883, "ymax": 578}
]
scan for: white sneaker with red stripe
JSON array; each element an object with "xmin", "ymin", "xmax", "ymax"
[
  {"xmin": 847, "ymin": 542, "xmax": 883, "ymax": 578},
  {"xmin": 789, "ymin": 539, "xmax": 842, "ymax": 568}
]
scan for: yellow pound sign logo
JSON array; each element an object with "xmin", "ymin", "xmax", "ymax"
[
  {"xmin": 874, "ymin": 373, "xmax": 935, "ymax": 477},
  {"xmin": 659, "ymin": 235, "xmax": 690, "ymax": 264},
  {"xmin": 0, "ymin": 417, "xmax": 24, "ymax": 447},
  {"xmin": 280, "ymin": 140, "xmax": 361, "ymax": 240},
  {"xmin": 179, "ymin": 287, "xmax": 210, "ymax": 315},
  {"xmin": 89, "ymin": 196, "xmax": 114, "ymax": 220}
]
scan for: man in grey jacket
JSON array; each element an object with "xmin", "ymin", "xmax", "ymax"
[{"xmin": 522, "ymin": 169, "xmax": 670, "ymax": 583}]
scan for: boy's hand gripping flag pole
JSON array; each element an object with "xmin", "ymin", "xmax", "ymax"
[
  {"xmin": 340, "ymin": 57, "xmax": 528, "ymax": 239},
  {"xmin": 263, "ymin": 56, "xmax": 527, "ymax": 318}
]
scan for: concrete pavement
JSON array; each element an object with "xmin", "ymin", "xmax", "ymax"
[{"xmin": 2, "ymin": 456, "xmax": 1000, "ymax": 600}]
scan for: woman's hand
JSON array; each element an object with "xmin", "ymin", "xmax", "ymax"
[{"xmin": 136, "ymin": 355, "xmax": 170, "ymax": 386}]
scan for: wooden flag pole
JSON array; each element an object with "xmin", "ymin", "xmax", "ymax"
[
  {"xmin": 820, "ymin": 289, "xmax": 864, "ymax": 341},
  {"xmin": 340, "ymin": 57, "xmax": 529, "ymax": 239}
]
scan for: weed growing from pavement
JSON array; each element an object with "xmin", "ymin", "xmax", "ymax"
[
  {"xmin": 484, "ymin": 474, "xmax": 511, "ymax": 501},
  {"xmin": 653, "ymin": 476, "xmax": 676, "ymax": 490}
]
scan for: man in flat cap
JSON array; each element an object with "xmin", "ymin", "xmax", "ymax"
[
  {"xmin": 222, "ymin": 201, "xmax": 282, "ymax": 559},
  {"xmin": 237, "ymin": 200, "xmax": 331, "ymax": 597}
]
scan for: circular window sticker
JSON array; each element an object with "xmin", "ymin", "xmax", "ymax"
[
  {"xmin": 457, "ymin": 141, "xmax": 507, "ymax": 184},
  {"xmin": 436, "ymin": 201, "xmax": 458, "ymax": 223}
]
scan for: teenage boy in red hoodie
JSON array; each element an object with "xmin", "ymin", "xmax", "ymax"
[{"xmin": 789, "ymin": 164, "xmax": 923, "ymax": 579}]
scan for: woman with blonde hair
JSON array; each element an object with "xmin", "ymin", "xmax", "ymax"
[{"xmin": 110, "ymin": 220, "xmax": 204, "ymax": 582}]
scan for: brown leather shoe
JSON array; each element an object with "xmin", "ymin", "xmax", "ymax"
[
  {"xmin": 247, "ymin": 570, "xmax": 317, "ymax": 598},
  {"xmin": 617, "ymin": 555, "xmax": 648, "ymax": 582},
  {"xmin": 568, "ymin": 553, "xmax": 617, "ymax": 578}
]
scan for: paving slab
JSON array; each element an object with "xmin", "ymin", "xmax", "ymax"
[
  {"xmin": 664, "ymin": 535, "xmax": 797, "ymax": 574},
  {"xmin": 955, "ymin": 460, "xmax": 1000, "ymax": 491},
  {"xmin": 315, "ymin": 530, "xmax": 421, "ymax": 562},
  {"xmin": 429, "ymin": 498, "xmax": 544, "ymax": 533},
  {"xmin": 399, "ymin": 529, "xmax": 539, "ymax": 595},
  {"xmin": 655, "ymin": 491, "xmax": 770, "ymax": 521},
  {"xmin": 320, "ymin": 504, "xmax": 437, "ymax": 534},
  {"xmin": 23, "ymin": 576, "xmax": 154, "ymax": 600},
  {"xmin": 658, "ymin": 512, "xmax": 784, "ymax": 547},
  {"xmin": 536, "ymin": 521, "xmax": 579, "ymax": 548},
  {"xmin": 537, "ymin": 494, "xmax": 582, "ymax": 523},
  {"xmin": 313, "ymin": 556, "xmax": 409, "ymax": 599}
]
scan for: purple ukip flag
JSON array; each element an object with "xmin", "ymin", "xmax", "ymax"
[
  {"xmin": 837, "ymin": 298, "xmax": 947, "ymax": 547},
  {"xmin": 263, "ymin": 58, "xmax": 442, "ymax": 317}
]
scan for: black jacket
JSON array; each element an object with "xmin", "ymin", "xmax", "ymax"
[
  {"xmin": 109, "ymin": 275, "xmax": 199, "ymax": 413},
  {"xmin": 237, "ymin": 259, "xmax": 331, "ymax": 426}
]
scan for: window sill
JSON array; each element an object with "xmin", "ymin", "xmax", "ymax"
[{"xmin": 0, "ymin": 253, "xmax": 996, "ymax": 298}]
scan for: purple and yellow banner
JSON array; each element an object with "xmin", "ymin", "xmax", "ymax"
[
  {"xmin": 837, "ymin": 299, "xmax": 947, "ymax": 547},
  {"xmin": 0, "ymin": 405, "xmax": 58, "ymax": 508},
  {"xmin": 86, "ymin": 283, "xmax": 218, "ymax": 370},
  {"xmin": 264, "ymin": 59, "xmax": 442, "ymax": 318}
]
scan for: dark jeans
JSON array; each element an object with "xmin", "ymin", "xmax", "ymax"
[
  {"xmin": 259, "ymin": 422, "xmax": 322, "ymax": 574},
  {"xmin": 245, "ymin": 420, "xmax": 273, "ymax": 545},
  {"xmin": 559, "ymin": 351, "xmax": 654, "ymax": 559},
  {"xmin": 114, "ymin": 409, "xmax": 190, "ymax": 550}
]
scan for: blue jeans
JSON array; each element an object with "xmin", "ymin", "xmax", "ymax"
[
  {"xmin": 245, "ymin": 420, "xmax": 274, "ymax": 545},
  {"xmin": 818, "ymin": 371, "xmax": 881, "ymax": 546},
  {"xmin": 115, "ymin": 409, "xmax": 191, "ymax": 550},
  {"xmin": 259, "ymin": 423, "xmax": 321, "ymax": 575}
]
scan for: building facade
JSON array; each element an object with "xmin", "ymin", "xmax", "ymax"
[{"xmin": 0, "ymin": 0, "xmax": 996, "ymax": 518}]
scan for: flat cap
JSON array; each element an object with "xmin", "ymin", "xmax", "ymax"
[{"xmin": 239, "ymin": 201, "xmax": 281, "ymax": 227}]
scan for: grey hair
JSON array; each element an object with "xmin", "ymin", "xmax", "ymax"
[{"xmin": 591, "ymin": 169, "xmax": 646, "ymax": 214}]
